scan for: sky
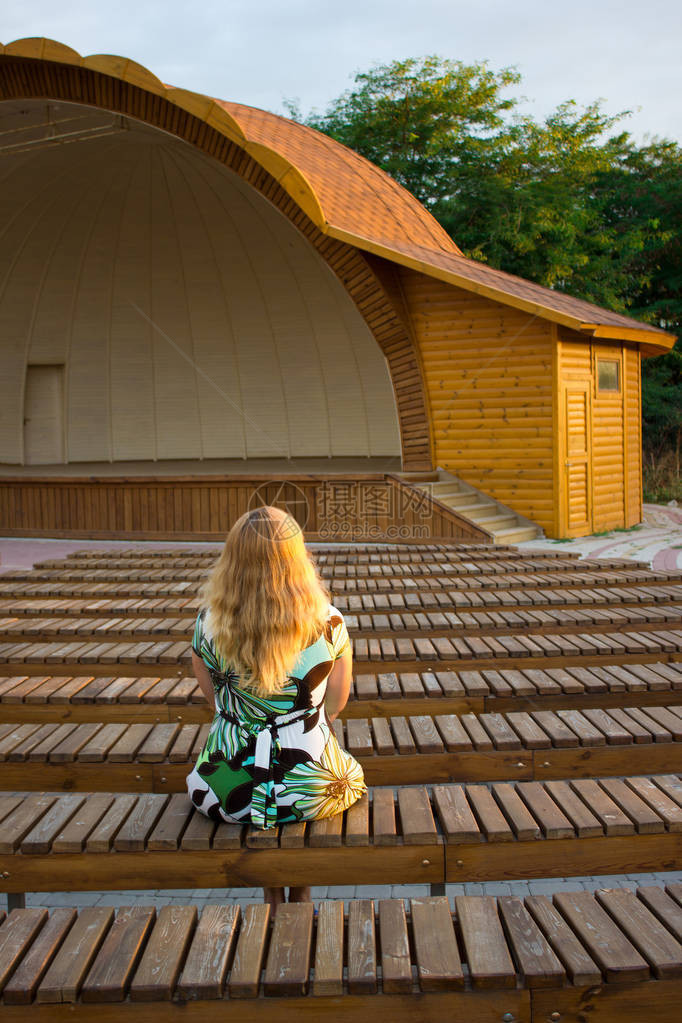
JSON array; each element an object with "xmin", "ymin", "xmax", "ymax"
[{"xmin": 3, "ymin": 0, "xmax": 682, "ymax": 142}]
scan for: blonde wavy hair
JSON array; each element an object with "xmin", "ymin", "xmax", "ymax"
[{"xmin": 199, "ymin": 505, "xmax": 331, "ymax": 697}]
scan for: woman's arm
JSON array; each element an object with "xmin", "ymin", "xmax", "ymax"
[
  {"xmin": 192, "ymin": 650, "xmax": 216, "ymax": 710},
  {"xmin": 324, "ymin": 644, "xmax": 352, "ymax": 722}
]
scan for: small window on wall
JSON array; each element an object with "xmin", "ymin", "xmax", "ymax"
[{"xmin": 597, "ymin": 359, "xmax": 620, "ymax": 393}]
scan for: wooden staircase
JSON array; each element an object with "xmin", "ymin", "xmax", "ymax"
[{"xmin": 401, "ymin": 469, "xmax": 544, "ymax": 544}]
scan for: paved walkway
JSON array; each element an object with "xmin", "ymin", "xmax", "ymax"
[{"xmin": 517, "ymin": 502, "xmax": 682, "ymax": 571}]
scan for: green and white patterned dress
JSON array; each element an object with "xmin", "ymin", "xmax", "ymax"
[{"xmin": 186, "ymin": 604, "xmax": 367, "ymax": 829}]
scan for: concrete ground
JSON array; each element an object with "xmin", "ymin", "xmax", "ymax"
[
  {"xmin": 517, "ymin": 502, "xmax": 682, "ymax": 571},
  {"xmin": 1, "ymin": 504, "xmax": 681, "ymax": 910}
]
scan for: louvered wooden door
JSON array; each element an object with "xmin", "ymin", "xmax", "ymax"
[{"xmin": 564, "ymin": 384, "xmax": 592, "ymax": 535}]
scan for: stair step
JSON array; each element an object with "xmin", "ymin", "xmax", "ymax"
[
  {"xmin": 493, "ymin": 525, "xmax": 544, "ymax": 543},
  {"xmin": 431, "ymin": 481, "xmax": 464, "ymax": 495},
  {"xmin": 472, "ymin": 513, "xmax": 520, "ymax": 529},
  {"xmin": 442, "ymin": 495, "xmax": 496, "ymax": 512}
]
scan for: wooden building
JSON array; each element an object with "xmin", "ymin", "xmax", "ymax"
[{"xmin": 0, "ymin": 38, "xmax": 676, "ymax": 539}]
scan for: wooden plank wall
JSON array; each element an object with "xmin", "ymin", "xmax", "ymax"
[
  {"xmin": 399, "ymin": 269, "xmax": 555, "ymax": 535},
  {"xmin": 0, "ymin": 474, "xmax": 490, "ymax": 543}
]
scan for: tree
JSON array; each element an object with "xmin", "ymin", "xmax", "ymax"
[
  {"xmin": 290, "ymin": 57, "xmax": 682, "ymax": 475},
  {"xmin": 288, "ymin": 56, "xmax": 521, "ymax": 209}
]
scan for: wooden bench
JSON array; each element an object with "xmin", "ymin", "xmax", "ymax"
[
  {"xmin": 3, "ymin": 562, "xmax": 677, "ymax": 602},
  {"xmin": 2, "ymin": 706, "xmax": 681, "ymax": 792},
  {"xmin": 2, "ymin": 624, "xmax": 682, "ymax": 681},
  {"xmin": 1, "ymin": 661, "xmax": 681, "ymax": 725},
  {"xmin": 3, "ymin": 600, "xmax": 682, "ymax": 647},
  {"xmin": 0, "ymin": 888, "xmax": 681, "ymax": 1019},
  {"xmin": 1, "ymin": 776, "xmax": 680, "ymax": 905}
]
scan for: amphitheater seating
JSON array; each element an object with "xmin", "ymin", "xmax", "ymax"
[{"xmin": 1, "ymin": 541, "xmax": 681, "ymax": 1018}]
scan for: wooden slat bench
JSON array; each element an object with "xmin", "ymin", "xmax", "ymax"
[
  {"xmin": 1, "ymin": 662, "xmax": 681, "ymax": 724},
  {"xmin": 3, "ymin": 562, "xmax": 678, "ymax": 600},
  {"xmin": 2, "ymin": 625, "xmax": 682, "ymax": 680},
  {"xmin": 0, "ymin": 776, "xmax": 680, "ymax": 899},
  {"xmin": 3, "ymin": 580, "xmax": 682, "ymax": 624},
  {"xmin": 3, "ymin": 601, "xmax": 681, "ymax": 645},
  {"xmin": 2, "ymin": 706, "xmax": 681, "ymax": 792},
  {"xmin": 0, "ymin": 888, "xmax": 681, "ymax": 1019}
]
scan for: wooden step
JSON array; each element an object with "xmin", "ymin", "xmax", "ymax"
[
  {"xmin": 1, "ymin": 662, "xmax": 681, "ymax": 724},
  {"xmin": 2, "ymin": 706, "xmax": 680, "ymax": 792},
  {"xmin": 1, "ymin": 888, "xmax": 681, "ymax": 1016},
  {"xmin": 1, "ymin": 777, "xmax": 680, "ymax": 894}
]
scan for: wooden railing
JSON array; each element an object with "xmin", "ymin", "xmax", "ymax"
[{"xmin": 0, "ymin": 474, "xmax": 492, "ymax": 543}]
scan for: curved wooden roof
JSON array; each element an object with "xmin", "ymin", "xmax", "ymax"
[{"xmin": 0, "ymin": 36, "xmax": 675, "ymax": 351}]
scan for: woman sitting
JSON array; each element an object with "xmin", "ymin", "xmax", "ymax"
[{"xmin": 187, "ymin": 504, "xmax": 366, "ymax": 910}]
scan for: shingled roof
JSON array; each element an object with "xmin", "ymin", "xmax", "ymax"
[{"xmin": 0, "ymin": 37, "xmax": 675, "ymax": 352}]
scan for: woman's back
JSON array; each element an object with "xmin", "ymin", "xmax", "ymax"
[{"xmin": 187, "ymin": 602, "xmax": 366, "ymax": 828}]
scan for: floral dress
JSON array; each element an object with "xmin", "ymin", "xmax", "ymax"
[{"xmin": 186, "ymin": 604, "xmax": 367, "ymax": 829}]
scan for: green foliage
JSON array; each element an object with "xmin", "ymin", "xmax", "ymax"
[{"xmin": 290, "ymin": 56, "xmax": 682, "ymax": 466}]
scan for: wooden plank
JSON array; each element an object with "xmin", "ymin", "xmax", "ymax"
[
  {"xmin": 0, "ymin": 789, "xmax": 58, "ymax": 855},
  {"xmin": 108, "ymin": 724, "xmax": 154, "ymax": 763},
  {"xmin": 180, "ymin": 809, "xmax": 216, "ymax": 851},
  {"xmin": 370, "ymin": 717, "xmax": 395, "ymax": 755},
  {"xmin": 52, "ymin": 795, "xmax": 116, "ymax": 853},
  {"xmin": 263, "ymin": 902, "xmax": 314, "ymax": 996},
  {"xmin": 596, "ymin": 887, "xmax": 682, "ymax": 979},
  {"xmin": 544, "ymin": 780, "xmax": 603, "ymax": 838},
  {"xmin": 624, "ymin": 777, "xmax": 682, "ymax": 831},
  {"xmin": 397, "ymin": 786, "xmax": 439, "ymax": 844},
  {"xmin": 86, "ymin": 795, "xmax": 138, "ymax": 852},
  {"xmin": 570, "ymin": 779, "xmax": 635, "ymax": 836},
  {"xmin": 147, "ymin": 794, "xmax": 193, "ymax": 851},
  {"xmin": 81, "ymin": 906, "xmax": 156, "ymax": 1003},
  {"xmin": 346, "ymin": 718, "xmax": 373, "ymax": 757},
  {"xmin": 377, "ymin": 899, "xmax": 411, "ymax": 994},
  {"xmin": 466, "ymin": 785, "xmax": 514, "ymax": 841},
  {"xmin": 176, "ymin": 905, "xmax": 240, "ymax": 1000},
  {"xmin": 553, "ymin": 891, "xmax": 650, "ymax": 982},
  {"xmin": 524, "ymin": 895, "xmax": 601, "ymax": 985},
  {"xmin": 312, "ymin": 901, "xmax": 344, "ymax": 996},
  {"xmin": 491, "ymin": 783, "xmax": 541, "ymax": 841},
  {"xmin": 1, "ymin": 908, "xmax": 77, "ymax": 1005},
  {"xmin": 228, "ymin": 904, "xmax": 270, "ymax": 998},
  {"xmin": 409, "ymin": 715, "xmax": 445, "ymax": 753},
  {"xmin": 0, "ymin": 908, "xmax": 49, "ymax": 995},
  {"xmin": 36, "ymin": 907, "xmax": 115, "ymax": 1003},
  {"xmin": 113, "ymin": 794, "xmax": 168, "ymax": 851},
  {"xmin": 372, "ymin": 788, "xmax": 397, "ymax": 845},
  {"xmin": 390, "ymin": 716, "xmax": 416, "ymax": 755},
  {"xmin": 455, "ymin": 895, "xmax": 516, "ymax": 988},
  {"xmin": 434, "ymin": 714, "xmax": 473, "ymax": 752},
  {"xmin": 21, "ymin": 795, "xmax": 86, "ymax": 854},
  {"xmin": 411, "ymin": 896, "xmax": 464, "ymax": 991},
  {"xmin": 129, "ymin": 906, "xmax": 197, "ymax": 1001},
  {"xmin": 347, "ymin": 900, "xmax": 377, "ymax": 994},
  {"xmin": 637, "ymin": 886, "xmax": 682, "ymax": 943},
  {"xmin": 345, "ymin": 793, "xmax": 369, "ymax": 846},
  {"xmin": 515, "ymin": 782, "xmax": 574, "ymax": 840},
  {"xmin": 497, "ymin": 895, "xmax": 565, "ymax": 988},
  {"xmin": 432, "ymin": 784, "xmax": 482, "ymax": 843},
  {"xmin": 599, "ymin": 778, "xmax": 665, "ymax": 834},
  {"xmin": 77, "ymin": 723, "xmax": 128, "ymax": 762}
]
